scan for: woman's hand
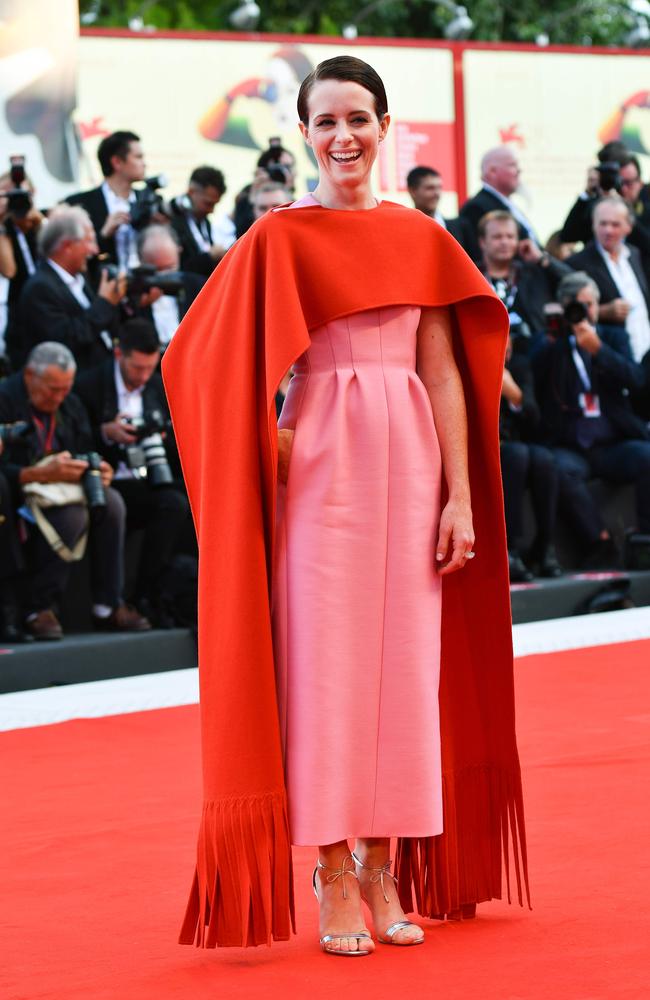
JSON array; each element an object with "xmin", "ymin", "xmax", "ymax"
[
  {"xmin": 435, "ymin": 497, "xmax": 475, "ymax": 575},
  {"xmin": 277, "ymin": 428, "xmax": 294, "ymax": 485}
]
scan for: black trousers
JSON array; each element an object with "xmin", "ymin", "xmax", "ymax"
[
  {"xmin": 110, "ymin": 478, "xmax": 189, "ymax": 598},
  {"xmin": 26, "ymin": 486, "xmax": 125, "ymax": 615},
  {"xmin": 0, "ymin": 470, "xmax": 24, "ymax": 587},
  {"xmin": 500, "ymin": 441, "xmax": 559, "ymax": 549}
]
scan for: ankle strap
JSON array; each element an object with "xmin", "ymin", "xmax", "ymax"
[
  {"xmin": 351, "ymin": 851, "xmax": 396, "ymax": 903},
  {"xmin": 316, "ymin": 855, "xmax": 358, "ymax": 899}
]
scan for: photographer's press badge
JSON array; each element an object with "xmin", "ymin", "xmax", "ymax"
[{"xmin": 579, "ymin": 392, "xmax": 601, "ymax": 417}]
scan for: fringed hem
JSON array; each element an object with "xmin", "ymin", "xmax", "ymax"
[
  {"xmin": 178, "ymin": 790, "xmax": 295, "ymax": 948},
  {"xmin": 395, "ymin": 763, "xmax": 531, "ymax": 918}
]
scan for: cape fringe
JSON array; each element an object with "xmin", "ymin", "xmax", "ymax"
[
  {"xmin": 178, "ymin": 791, "xmax": 295, "ymax": 948},
  {"xmin": 395, "ymin": 763, "xmax": 531, "ymax": 918}
]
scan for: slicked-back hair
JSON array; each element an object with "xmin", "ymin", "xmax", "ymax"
[
  {"xmin": 38, "ymin": 205, "xmax": 90, "ymax": 257},
  {"xmin": 97, "ymin": 130, "xmax": 140, "ymax": 178},
  {"xmin": 118, "ymin": 318, "xmax": 161, "ymax": 357},
  {"xmin": 407, "ymin": 166, "xmax": 441, "ymax": 189},
  {"xmin": 297, "ymin": 55, "xmax": 388, "ymax": 125},
  {"xmin": 189, "ymin": 165, "xmax": 226, "ymax": 195}
]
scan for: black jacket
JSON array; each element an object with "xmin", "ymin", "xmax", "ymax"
[
  {"xmin": 170, "ymin": 212, "xmax": 216, "ymax": 278},
  {"xmin": 500, "ymin": 352, "xmax": 540, "ymax": 443},
  {"xmin": 443, "ymin": 216, "xmax": 474, "ymax": 255},
  {"xmin": 74, "ymin": 358, "xmax": 173, "ymax": 471},
  {"xmin": 566, "ymin": 241, "xmax": 650, "ymax": 316},
  {"xmin": 0, "ymin": 372, "xmax": 95, "ymax": 503},
  {"xmin": 482, "ymin": 256, "xmax": 572, "ymax": 336},
  {"xmin": 532, "ymin": 324, "xmax": 648, "ymax": 447},
  {"xmin": 13, "ymin": 261, "xmax": 120, "ymax": 371},
  {"xmin": 459, "ymin": 187, "xmax": 531, "ymax": 262},
  {"xmin": 4, "ymin": 218, "xmax": 39, "ymax": 317}
]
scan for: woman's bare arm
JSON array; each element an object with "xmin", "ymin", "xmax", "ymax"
[{"xmin": 416, "ymin": 305, "xmax": 475, "ymax": 574}]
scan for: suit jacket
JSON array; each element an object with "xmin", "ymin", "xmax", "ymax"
[
  {"xmin": 483, "ymin": 256, "xmax": 572, "ymax": 336},
  {"xmin": 532, "ymin": 323, "xmax": 648, "ymax": 447},
  {"xmin": 12, "ymin": 261, "xmax": 120, "ymax": 371},
  {"xmin": 566, "ymin": 240, "xmax": 650, "ymax": 316},
  {"xmin": 443, "ymin": 215, "xmax": 474, "ymax": 254},
  {"xmin": 74, "ymin": 358, "xmax": 174, "ymax": 471},
  {"xmin": 170, "ymin": 212, "xmax": 216, "ymax": 277},
  {"xmin": 460, "ymin": 187, "xmax": 531, "ymax": 262},
  {"xmin": 66, "ymin": 185, "xmax": 146, "ymax": 264},
  {"xmin": 4, "ymin": 218, "xmax": 39, "ymax": 319},
  {"xmin": 500, "ymin": 352, "xmax": 540, "ymax": 443},
  {"xmin": 135, "ymin": 271, "xmax": 205, "ymax": 340},
  {"xmin": 0, "ymin": 371, "xmax": 94, "ymax": 503}
]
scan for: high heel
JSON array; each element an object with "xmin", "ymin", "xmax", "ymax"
[
  {"xmin": 351, "ymin": 851, "xmax": 424, "ymax": 946},
  {"xmin": 312, "ymin": 855, "xmax": 373, "ymax": 957}
]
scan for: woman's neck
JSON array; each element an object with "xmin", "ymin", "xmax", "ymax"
[{"xmin": 311, "ymin": 181, "xmax": 377, "ymax": 211}]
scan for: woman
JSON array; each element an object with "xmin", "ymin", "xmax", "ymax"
[{"xmin": 163, "ymin": 56, "xmax": 529, "ymax": 955}]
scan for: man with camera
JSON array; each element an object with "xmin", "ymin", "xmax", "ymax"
[
  {"xmin": 533, "ymin": 271, "xmax": 649, "ymax": 567},
  {"xmin": 134, "ymin": 226, "xmax": 204, "ymax": 348},
  {"xmin": 566, "ymin": 198, "xmax": 650, "ymax": 365},
  {"xmin": 75, "ymin": 319, "xmax": 189, "ymax": 625},
  {"xmin": 0, "ymin": 341, "xmax": 150, "ymax": 640},
  {"xmin": 478, "ymin": 210, "xmax": 571, "ymax": 345},
  {"xmin": 169, "ymin": 166, "xmax": 228, "ymax": 277},
  {"xmin": 460, "ymin": 146, "xmax": 540, "ymax": 262},
  {"xmin": 67, "ymin": 130, "xmax": 150, "ymax": 271},
  {"xmin": 13, "ymin": 205, "xmax": 124, "ymax": 371}
]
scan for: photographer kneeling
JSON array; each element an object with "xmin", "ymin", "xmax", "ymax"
[
  {"xmin": 75, "ymin": 319, "xmax": 190, "ymax": 626},
  {"xmin": 0, "ymin": 342, "xmax": 150, "ymax": 639}
]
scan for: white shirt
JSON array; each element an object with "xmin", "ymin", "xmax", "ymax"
[
  {"xmin": 433, "ymin": 211, "xmax": 447, "ymax": 229},
  {"xmin": 47, "ymin": 258, "xmax": 113, "ymax": 351},
  {"xmin": 101, "ymin": 180, "xmax": 139, "ymax": 269},
  {"xmin": 151, "ymin": 294, "xmax": 180, "ymax": 346},
  {"xmin": 482, "ymin": 183, "xmax": 540, "ymax": 245},
  {"xmin": 597, "ymin": 240, "xmax": 650, "ymax": 363},
  {"xmin": 112, "ymin": 359, "xmax": 145, "ymax": 480},
  {"xmin": 15, "ymin": 229, "xmax": 36, "ymax": 275},
  {"xmin": 211, "ymin": 213, "xmax": 236, "ymax": 250},
  {"xmin": 0, "ymin": 274, "xmax": 8, "ymax": 354}
]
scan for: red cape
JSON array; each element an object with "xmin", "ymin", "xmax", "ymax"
[{"xmin": 162, "ymin": 201, "xmax": 530, "ymax": 948}]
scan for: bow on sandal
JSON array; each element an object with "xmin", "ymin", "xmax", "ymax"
[
  {"xmin": 312, "ymin": 855, "xmax": 373, "ymax": 957},
  {"xmin": 351, "ymin": 851, "xmax": 424, "ymax": 946}
]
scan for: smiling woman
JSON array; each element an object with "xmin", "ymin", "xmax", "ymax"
[{"xmin": 163, "ymin": 55, "xmax": 529, "ymax": 958}]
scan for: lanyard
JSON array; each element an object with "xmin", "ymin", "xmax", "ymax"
[
  {"xmin": 187, "ymin": 215, "xmax": 211, "ymax": 253},
  {"xmin": 32, "ymin": 412, "xmax": 57, "ymax": 454}
]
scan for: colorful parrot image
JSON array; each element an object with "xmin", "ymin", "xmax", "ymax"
[{"xmin": 599, "ymin": 91, "xmax": 650, "ymax": 155}]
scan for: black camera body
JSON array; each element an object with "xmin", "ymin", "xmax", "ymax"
[
  {"xmin": 4, "ymin": 188, "xmax": 32, "ymax": 219},
  {"xmin": 130, "ymin": 174, "xmax": 168, "ymax": 231},
  {"xmin": 563, "ymin": 299, "xmax": 589, "ymax": 325},
  {"xmin": 74, "ymin": 451, "xmax": 106, "ymax": 509},
  {"xmin": 596, "ymin": 161, "xmax": 621, "ymax": 194},
  {"xmin": 123, "ymin": 409, "xmax": 173, "ymax": 488},
  {"xmin": 104, "ymin": 262, "xmax": 184, "ymax": 303}
]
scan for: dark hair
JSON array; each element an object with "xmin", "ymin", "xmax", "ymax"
[
  {"xmin": 118, "ymin": 318, "xmax": 160, "ymax": 356},
  {"xmin": 477, "ymin": 209, "xmax": 517, "ymax": 238},
  {"xmin": 406, "ymin": 166, "xmax": 441, "ymax": 189},
  {"xmin": 257, "ymin": 145, "xmax": 294, "ymax": 170},
  {"xmin": 297, "ymin": 56, "xmax": 388, "ymax": 125},
  {"xmin": 597, "ymin": 140, "xmax": 628, "ymax": 165},
  {"xmin": 189, "ymin": 165, "xmax": 226, "ymax": 195},
  {"xmin": 97, "ymin": 131, "xmax": 141, "ymax": 178},
  {"xmin": 620, "ymin": 154, "xmax": 642, "ymax": 178}
]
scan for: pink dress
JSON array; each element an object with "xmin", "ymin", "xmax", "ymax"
[{"xmin": 272, "ymin": 197, "xmax": 443, "ymax": 846}]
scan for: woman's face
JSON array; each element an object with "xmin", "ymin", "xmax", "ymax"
[{"xmin": 299, "ymin": 79, "xmax": 389, "ymax": 191}]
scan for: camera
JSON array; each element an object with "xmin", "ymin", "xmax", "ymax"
[
  {"xmin": 75, "ymin": 451, "xmax": 106, "ymax": 509},
  {"xmin": 4, "ymin": 155, "xmax": 32, "ymax": 219},
  {"xmin": 123, "ymin": 410, "xmax": 174, "ymax": 488},
  {"xmin": 596, "ymin": 161, "xmax": 621, "ymax": 194},
  {"xmin": 0, "ymin": 421, "xmax": 29, "ymax": 446},
  {"xmin": 9, "ymin": 155, "xmax": 26, "ymax": 187},
  {"xmin": 104, "ymin": 262, "xmax": 184, "ymax": 303},
  {"xmin": 130, "ymin": 174, "xmax": 168, "ymax": 231},
  {"xmin": 563, "ymin": 299, "xmax": 589, "ymax": 325}
]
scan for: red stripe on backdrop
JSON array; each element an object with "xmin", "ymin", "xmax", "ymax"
[{"xmin": 1, "ymin": 640, "xmax": 648, "ymax": 998}]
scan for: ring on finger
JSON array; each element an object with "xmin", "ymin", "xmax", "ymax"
[{"xmin": 466, "ymin": 551, "xmax": 476, "ymax": 560}]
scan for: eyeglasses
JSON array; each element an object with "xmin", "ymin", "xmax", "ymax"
[{"xmin": 620, "ymin": 177, "xmax": 640, "ymax": 187}]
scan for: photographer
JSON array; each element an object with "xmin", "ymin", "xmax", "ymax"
[
  {"xmin": 170, "ymin": 166, "xmax": 228, "ymax": 277},
  {"xmin": 0, "ymin": 342, "xmax": 150, "ymax": 639},
  {"xmin": 478, "ymin": 210, "xmax": 571, "ymax": 347},
  {"xmin": 0, "ymin": 164, "xmax": 46, "ymax": 362},
  {"xmin": 135, "ymin": 226, "xmax": 204, "ymax": 347},
  {"xmin": 566, "ymin": 198, "xmax": 650, "ymax": 364},
  {"xmin": 12, "ymin": 205, "xmax": 124, "ymax": 371},
  {"xmin": 75, "ymin": 320, "xmax": 189, "ymax": 625},
  {"xmin": 0, "ymin": 435, "xmax": 28, "ymax": 642},
  {"xmin": 67, "ymin": 130, "xmax": 151, "ymax": 271},
  {"xmin": 533, "ymin": 271, "xmax": 649, "ymax": 567},
  {"xmin": 234, "ymin": 140, "xmax": 296, "ymax": 238}
]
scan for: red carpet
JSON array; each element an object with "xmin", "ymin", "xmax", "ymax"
[{"xmin": 1, "ymin": 640, "xmax": 649, "ymax": 1000}]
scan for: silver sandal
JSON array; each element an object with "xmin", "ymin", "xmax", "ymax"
[
  {"xmin": 351, "ymin": 851, "xmax": 424, "ymax": 946},
  {"xmin": 312, "ymin": 855, "xmax": 373, "ymax": 956}
]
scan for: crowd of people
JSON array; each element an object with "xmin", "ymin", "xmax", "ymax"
[{"xmin": 0, "ymin": 128, "xmax": 649, "ymax": 641}]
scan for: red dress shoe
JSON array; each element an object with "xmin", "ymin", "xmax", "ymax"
[
  {"xmin": 25, "ymin": 609, "xmax": 64, "ymax": 641},
  {"xmin": 93, "ymin": 604, "xmax": 151, "ymax": 632}
]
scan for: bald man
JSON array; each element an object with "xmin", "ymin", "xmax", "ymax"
[
  {"xmin": 567, "ymin": 198, "xmax": 650, "ymax": 365},
  {"xmin": 460, "ymin": 145, "xmax": 539, "ymax": 262}
]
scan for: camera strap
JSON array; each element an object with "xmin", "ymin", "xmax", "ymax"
[
  {"xmin": 31, "ymin": 412, "xmax": 57, "ymax": 455},
  {"xmin": 187, "ymin": 216, "xmax": 211, "ymax": 253}
]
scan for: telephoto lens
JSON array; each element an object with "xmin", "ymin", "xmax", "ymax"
[
  {"xmin": 141, "ymin": 433, "xmax": 173, "ymax": 487},
  {"xmin": 563, "ymin": 300, "xmax": 589, "ymax": 325},
  {"xmin": 77, "ymin": 451, "xmax": 107, "ymax": 508}
]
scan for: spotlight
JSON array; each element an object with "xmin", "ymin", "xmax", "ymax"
[{"xmin": 229, "ymin": 1, "xmax": 261, "ymax": 31}]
